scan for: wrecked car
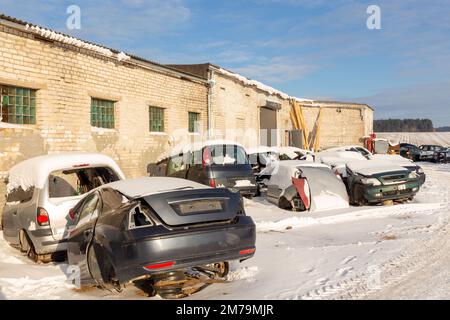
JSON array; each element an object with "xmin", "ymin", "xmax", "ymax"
[
  {"xmin": 318, "ymin": 148, "xmax": 426, "ymax": 186},
  {"xmin": 66, "ymin": 177, "xmax": 256, "ymax": 299},
  {"xmin": 346, "ymin": 160, "xmax": 421, "ymax": 205},
  {"xmin": 1, "ymin": 153, "xmax": 125, "ymax": 262},
  {"xmin": 265, "ymin": 161, "xmax": 349, "ymax": 212},
  {"xmin": 149, "ymin": 140, "xmax": 257, "ymax": 197},
  {"xmin": 400, "ymin": 143, "xmax": 425, "ymax": 162}
]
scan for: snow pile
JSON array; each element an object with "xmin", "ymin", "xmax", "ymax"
[
  {"xmin": 25, "ymin": 24, "xmax": 114, "ymax": 57},
  {"xmin": 117, "ymin": 52, "xmax": 131, "ymax": 62},
  {"xmin": 218, "ymin": 68, "xmax": 313, "ymax": 103},
  {"xmin": 313, "ymin": 191, "xmax": 349, "ymax": 212},
  {"xmin": 226, "ymin": 266, "xmax": 259, "ymax": 282},
  {"xmin": 256, "ymin": 216, "xmax": 319, "ymax": 232}
]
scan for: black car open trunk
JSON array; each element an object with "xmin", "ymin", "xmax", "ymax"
[{"xmin": 142, "ymin": 188, "xmax": 241, "ymax": 227}]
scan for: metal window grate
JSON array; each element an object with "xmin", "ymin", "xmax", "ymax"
[
  {"xmin": 188, "ymin": 112, "xmax": 199, "ymax": 133},
  {"xmin": 149, "ymin": 106, "xmax": 165, "ymax": 132},
  {"xmin": 91, "ymin": 98, "xmax": 115, "ymax": 129},
  {"xmin": 0, "ymin": 85, "xmax": 36, "ymax": 124}
]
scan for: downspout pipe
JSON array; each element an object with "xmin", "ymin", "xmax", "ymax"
[{"xmin": 207, "ymin": 68, "xmax": 215, "ymax": 140}]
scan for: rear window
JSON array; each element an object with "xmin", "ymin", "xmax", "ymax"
[
  {"xmin": 206, "ymin": 145, "xmax": 249, "ymax": 165},
  {"xmin": 48, "ymin": 167, "xmax": 119, "ymax": 198},
  {"xmin": 6, "ymin": 186, "xmax": 34, "ymax": 204}
]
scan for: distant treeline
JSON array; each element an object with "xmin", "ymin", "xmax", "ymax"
[
  {"xmin": 435, "ymin": 126, "xmax": 450, "ymax": 132},
  {"xmin": 374, "ymin": 119, "xmax": 434, "ymax": 132}
]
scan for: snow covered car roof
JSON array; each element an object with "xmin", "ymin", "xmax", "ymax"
[
  {"xmin": 346, "ymin": 160, "xmax": 409, "ymax": 176},
  {"xmin": 102, "ymin": 177, "xmax": 209, "ymax": 198},
  {"xmin": 368, "ymin": 154, "xmax": 416, "ymax": 166},
  {"xmin": 157, "ymin": 140, "xmax": 246, "ymax": 162},
  {"xmin": 7, "ymin": 152, "xmax": 125, "ymax": 193},
  {"xmin": 246, "ymin": 146, "xmax": 277, "ymax": 155},
  {"xmin": 316, "ymin": 150, "xmax": 367, "ymax": 163}
]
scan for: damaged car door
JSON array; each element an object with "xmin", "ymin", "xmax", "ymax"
[{"xmin": 67, "ymin": 192, "xmax": 101, "ymax": 285}]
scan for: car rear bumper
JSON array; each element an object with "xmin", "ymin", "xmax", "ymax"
[
  {"xmin": 113, "ymin": 218, "xmax": 256, "ymax": 283},
  {"xmin": 363, "ymin": 181, "xmax": 420, "ymax": 203},
  {"xmin": 28, "ymin": 228, "xmax": 67, "ymax": 254}
]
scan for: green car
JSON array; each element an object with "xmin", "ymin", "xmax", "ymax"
[{"xmin": 346, "ymin": 160, "xmax": 421, "ymax": 205}]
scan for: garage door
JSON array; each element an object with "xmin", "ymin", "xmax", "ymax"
[{"xmin": 260, "ymin": 107, "xmax": 277, "ymax": 146}]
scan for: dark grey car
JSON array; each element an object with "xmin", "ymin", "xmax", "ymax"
[
  {"xmin": 149, "ymin": 141, "xmax": 257, "ymax": 197},
  {"xmin": 67, "ymin": 177, "xmax": 256, "ymax": 298}
]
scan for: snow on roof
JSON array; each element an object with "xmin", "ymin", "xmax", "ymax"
[
  {"xmin": 158, "ymin": 139, "xmax": 246, "ymax": 161},
  {"xmin": 246, "ymin": 146, "xmax": 277, "ymax": 155},
  {"xmin": 324, "ymin": 145, "xmax": 369, "ymax": 153},
  {"xmin": 7, "ymin": 153, "xmax": 125, "ymax": 193},
  {"xmin": 103, "ymin": 177, "xmax": 208, "ymax": 198},
  {"xmin": 277, "ymin": 160, "xmax": 329, "ymax": 170},
  {"xmin": 316, "ymin": 150, "xmax": 367, "ymax": 163},
  {"xmin": 347, "ymin": 160, "xmax": 408, "ymax": 176},
  {"xmin": 217, "ymin": 68, "xmax": 314, "ymax": 103},
  {"xmin": 25, "ymin": 25, "xmax": 114, "ymax": 57}
]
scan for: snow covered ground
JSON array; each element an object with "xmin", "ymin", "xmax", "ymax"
[
  {"xmin": 0, "ymin": 162, "xmax": 449, "ymax": 300},
  {"xmin": 377, "ymin": 132, "xmax": 450, "ymax": 146}
]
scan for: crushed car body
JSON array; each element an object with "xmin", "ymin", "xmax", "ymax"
[
  {"xmin": 67, "ymin": 177, "xmax": 256, "ymax": 298},
  {"xmin": 265, "ymin": 160, "xmax": 349, "ymax": 212}
]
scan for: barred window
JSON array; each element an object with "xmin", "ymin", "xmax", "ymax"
[
  {"xmin": 91, "ymin": 98, "xmax": 115, "ymax": 129},
  {"xmin": 0, "ymin": 85, "xmax": 36, "ymax": 124},
  {"xmin": 149, "ymin": 106, "xmax": 165, "ymax": 132},
  {"xmin": 188, "ymin": 112, "xmax": 200, "ymax": 133}
]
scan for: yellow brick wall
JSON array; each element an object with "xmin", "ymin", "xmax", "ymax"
[
  {"xmin": 0, "ymin": 24, "xmax": 208, "ymax": 212},
  {"xmin": 211, "ymin": 72, "xmax": 373, "ymax": 149}
]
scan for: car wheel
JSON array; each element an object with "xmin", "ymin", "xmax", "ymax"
[
  {"xmin": 153, "ymin": 271, "xmax": 187, "ymax": 299},
  {"xmin": 19, "ymin": 230, "xmax": 38, "ymax": 262},
  {"xmin": 352, "ymin": 184, "xmax": 366, "ymax": 206}
]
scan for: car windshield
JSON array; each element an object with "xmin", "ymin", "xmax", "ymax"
[
  {"xmin": 48, "ymin": 166, "xmax": 120, "ymax": 198},
  {"xmin": 206, "ymin": 145, "xmax": 249, "ymax": 165}
]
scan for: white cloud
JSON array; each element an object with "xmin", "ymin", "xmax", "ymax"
[{"xmin": 233, "ymin": 57, "xmax": 315, "ymax": 83}]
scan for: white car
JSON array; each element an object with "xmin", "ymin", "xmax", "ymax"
[{"xmin": 2, "ymin": 153, "xmax": 125, "ymax": 262}]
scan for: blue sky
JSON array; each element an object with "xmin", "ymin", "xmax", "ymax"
[{"xmin": 1, "ymin": 0, "xmax": 450, "ymax": 126}]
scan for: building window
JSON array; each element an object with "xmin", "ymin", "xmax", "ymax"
[
  {"xmin": 149, "ymin": 106, "xmax": 165, "ymax": 132},
  {"xmin": 91, "ymin": 98, "xmax": 115, "ymax": 129},
  {"xmin": 188, "ymin": 112, "xmax": 200, "ymax": 133},
  {"xmin": 0, "ymin": 85, "xmax": 36, "ymax": 124}
]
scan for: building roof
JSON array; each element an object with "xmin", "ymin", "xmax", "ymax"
[
  {"xmin": 168, "ymin": 63, "xmax": 373, "ymax": 111},
  {"xmin": 0, "ymin": 13, "xmax": 207, "ymax": 83}
]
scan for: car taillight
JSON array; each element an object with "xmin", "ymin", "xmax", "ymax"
[
  {"xmin": 143, "ymin": 261, "xmax": 175, "ymax": 270},
  {"xmin": 37, "ymin": 207, "xmax": 49, "ymax": 226},
  {"xmin": 202, "ymin": 147, "xmax": 211, "ymax": 168},
  {"xmin": 209, "ymin": 178, "xmax": 216, "ymax": 188},
  {"xmin": 239, "ymin": 248, "xmax": 255, "ymax": 255}
]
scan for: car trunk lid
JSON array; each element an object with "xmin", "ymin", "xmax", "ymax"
[{"xmin": 142, "ymin": 188, "xmax": 241, "ymax": 227}]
